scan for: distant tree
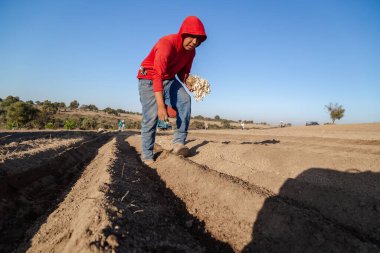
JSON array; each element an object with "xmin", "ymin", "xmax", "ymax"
[
  {"xmin": 1, "ymin": 96, "xmax": 21, "ymax": 126},
  {"xmin": 32, "ymin": 110, "xmax": 52, "ymax": 129},
  {"xmin": 104, "ymin": 107, "xmax": 119, "ymax": 116},
  {"xmin": 214, "ymin": 115, "xmax": 220, "ymax": 120},
  {"xmin": 87, "ymin": 104, "xmax": 98, "ymax": 112},
  {"xmin": 221, "ymin": 120, "xmax": 231, "ymax": 129},
  {"xmin": 6, "ymin": 101, "xmax": 38, "ymax": 128},
  {"xmin": 193, "ymin": 115, "xmax": 204, "ymax": 120},
  {"xmin": 1, "ymin": 96, "xmax": 20, "ymax": 107},
  {"xmin": 69, "ymin": 100, "xmax": 79, "ymax": 110},
  {"xmin": 325, "ymin": 102, "xmax": 345, "ymax": 124},
  {"xmin": 35, "ymin": 101, "xmax": 42, "ymax": 105},
  {"xmin": 80, "ymin": 104, "xmax": 89, "ymax": 110},
  {"xmin": 42, "ymin": 100, "xmax": 58, "ymax": 115},
  {"xmin": 117, "ymin": 109, "xmax": 126, "ymax": 114},
  {"xmin": 58, "ymin": 102, "xmax": 66, "ymax": 111},
  {"xmin": 52, "ymin": 101, "xmax": 66, "ymax": 111},
  {"xmin": 26, "ymin": 100, "xmax": 34, "ymax": 105}
]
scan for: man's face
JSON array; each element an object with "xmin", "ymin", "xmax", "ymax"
[{"xmin": 183, "ymin": 35, "xmax": 201, "ymax": 50}]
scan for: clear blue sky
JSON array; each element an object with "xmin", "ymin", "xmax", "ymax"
[{"xmin": 1, "ymin": 0, "xmax": 379, "ymax": 125}]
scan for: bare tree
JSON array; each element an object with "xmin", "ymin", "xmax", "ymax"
[{"xmin": 325, "ymin": 102, "xmax": 345, "ymax": 124}]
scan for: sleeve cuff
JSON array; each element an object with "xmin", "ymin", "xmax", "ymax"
[{"xmin": 153, "ymin": 79, "xmax": 163, "ymax": 92}]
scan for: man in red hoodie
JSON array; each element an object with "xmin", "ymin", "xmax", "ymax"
[{"xmin": 137, "ymin": 16, "xmax": 207, "ymax": 164}]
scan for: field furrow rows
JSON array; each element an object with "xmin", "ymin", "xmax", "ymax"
[{"xmin": 1, "ymin": 126, "xmax": 379, "ymax": 252}]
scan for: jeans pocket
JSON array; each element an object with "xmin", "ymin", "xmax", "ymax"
[{"xmin": 139, "ymin": 79, "xmax": 152, "ymax": 93}]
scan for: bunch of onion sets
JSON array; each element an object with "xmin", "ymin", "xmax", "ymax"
[{"xmin": 186, "ymin": 74, "xmax": 211, "ymax": 102}]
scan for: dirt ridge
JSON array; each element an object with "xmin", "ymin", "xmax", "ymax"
[
  {"xmin": 1, "ymin": 125, "xmax": 379, "ymax": 252},
  {"xmin": 19, "ymin": 135, "xmax": 117, "ymax": 253},
  {"xmin": 0, "ymin": 133, "xmax": 111, "ymax": 252},
  {"xmin": 128, "ymin": 133, "xmax": 380, "ymax": 252}
]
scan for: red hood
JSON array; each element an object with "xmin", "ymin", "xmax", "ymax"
[{"xmin": 178, "ymin": 16, "xmax": 207, "ymax": 43}]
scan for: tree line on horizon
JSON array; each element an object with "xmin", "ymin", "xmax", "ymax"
[
  {"xmin": 0, "ymin": 96, "xmax": 141, "ymax": 130},
  {"xmin": 0, "ymin": 95, "xmax": 262, "ymax": 131},
  {"xmin": 0, "ymin": 95, "xmax": 344, "ymax": 130}
]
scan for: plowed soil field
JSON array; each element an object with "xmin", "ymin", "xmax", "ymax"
[{"xmin": 1, "ymin": 124, "xmax": 379, "ymax": 253}]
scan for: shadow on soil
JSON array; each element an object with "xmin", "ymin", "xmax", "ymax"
[
  {"xmin": 242, "ymin": 168, "xmax": 380, "ymax": 253},
  {"xmin": 0, "ymin": 133, "xmax": 113, "ymax": 253},
  {"xmin": 189, "ymin": 140, "xmax": 210, "ymax": 157},
  {"xmin": 102, "ymin": 134, "xmax": 234, "ymax": 252},
  {"xmin": 241, "ymin": 139, "xmax": 280, "ymax": 145}
]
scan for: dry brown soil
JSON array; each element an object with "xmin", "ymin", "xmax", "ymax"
[{"xmin": 0, "ymin": 123, "xmax": 379, "ymax": 252}]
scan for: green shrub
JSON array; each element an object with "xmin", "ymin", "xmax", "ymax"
[
  {"xmin": 64, "ymin": 118, "xmax": 78, "ymax": 130},
  {"xmin": 32, "ymin": 111, "xmax": 51, "ymax": 129},
  {"xmin": 221, "ymin": 120, "xmax": 231, "ymax": 129},
  {"xmin": 124, "ymin": 119, "xmax": 141, "ymax": 129},
  {"xmin": 80, "ymin": 117, "xmax": 97, "ymax": 130},
  {"xmin": 208, "ymin": 123, "xmax": 221, "ymax": 129},
  {"xmin": 54, "ymin": 119, "xmax": 64, "ymax": 129},
  {"xmin": 135, "ymin": 120, "xmax": 142, "ymax": 129},
  {"xmin": 45, "ymin": 122, "xmax": 55, "ymax": 129},
  {"xmin": 100, "ymin": 122, "xmax": 113, "ymax": 130},
  {"xmin": 6, "ymin": 101, "xmax": 39, "ymax": 128},
  {"xmin": 6, "ymin": 121, "xmax": 16, "ymax": 130},
  {"xmin": 325, "ymin": 102, "xmax": 345, "ymax": 124},
  {"xmin": 190, "ymin": 120, "xmax": 205, "ymax": 129}
]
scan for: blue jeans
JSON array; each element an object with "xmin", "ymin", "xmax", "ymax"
[{"xmin": 138, "ymin": 78, "xmax": 191, "ymax": 160}]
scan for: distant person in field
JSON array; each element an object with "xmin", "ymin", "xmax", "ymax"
[
  {"xmin": 118, "ymin": 120, "xmax": 123, "ymax": 132},
  {"xmin": 241, "ymin": 122, "xmax": 245, "ymax": 130},
  {"xmin": 137, "ymin": 16, "xmax": 207, "ymax": 165},
  {"xmin": 121, "ymin": 120, "xmax": 125, "ymax": 131}
]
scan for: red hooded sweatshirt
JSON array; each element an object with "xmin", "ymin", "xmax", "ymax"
[{"xmin": 137, "ymin": 16, "xmax": 207, "ymax": 92}]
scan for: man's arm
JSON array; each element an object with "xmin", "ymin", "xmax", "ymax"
[
  {"xmin": 152, "ymin": 40, "xmax": 172, "ymax": 121},
  {"xmin": 154, "ymin": 91, "xmax": 167, "ymax": 121}
]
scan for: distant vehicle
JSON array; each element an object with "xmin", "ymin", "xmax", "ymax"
[
  {"xmin": 157, "ymin": 120, "xmax": 172, "ymax": 131},
  {"xmin": 306, "ymin": 121, "xmax": 319, "ymax": 126}
]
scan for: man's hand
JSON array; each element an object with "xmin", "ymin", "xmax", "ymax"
[
  {"xmin": 185, "ymin": 78, "xmax": 194, "ymax": 92},
  {"xmin": 157, "ymin": 105, "xmax": 168, "ymax": 121},
  {"xmin": 183, "ymin": 74, "xmax": 194, "ymax": 92},
  {"xmin": 186, "ymin": 82, "xmax": 194, "ymax": 92},
  {"xmin": 154, "ymin": 91, "xmax": 168, "ymax": 121}
]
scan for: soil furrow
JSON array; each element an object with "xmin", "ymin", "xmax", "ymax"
[
  {"xmin": 0, "ymin": 133, "xmax": 112, "ymax": 252},
  {"xmin": 128, "ymin": 134, "xmax": 380, "ymax": 252},
  {"xmin": 1, "ymin": 124, "xmax": 379, "ymax": 253},
  {"xmin": 186, "ymin": 158, "xmax": 380, "ymax": 247},
  {"xmin": 19, "ymin": 135, "xmax": 117, "ymax": 253},
  {"xmin": 102, "ymin": 133, "xmax": 234, "ymax": 252}
]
